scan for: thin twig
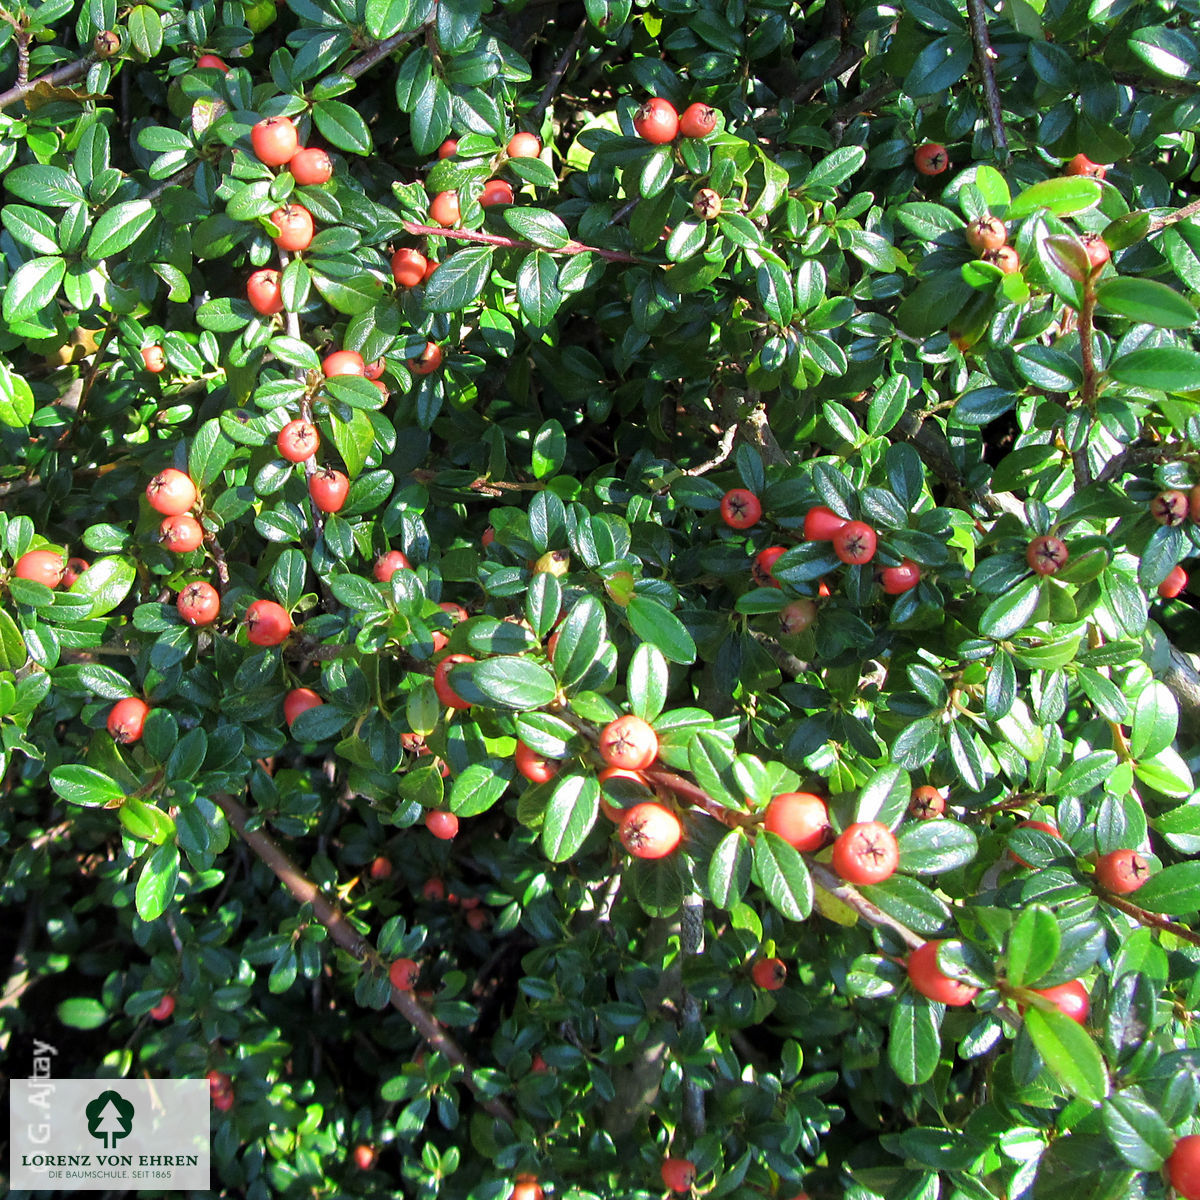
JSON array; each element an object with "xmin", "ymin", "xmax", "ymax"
[
  {"xmin": 0, "ymin": 52, "xmax": 96, "ymax": 111},
  {"xmin": 679, "ymin": 891, "xmax": 706, "ymax": 1138},
  {"xmin": 344, "ymin": 25, "xmax": 429, "ymax": 80},
  {"xmin": 1148, "ymin": 196, "xmax": 1200, "ymax": 234},
  {"xmin": 1101, "ymin": 891, "xmax": 1200, "ymax": 949},
  {"xmin": 530, "ymin": 20, "xmax": 587, "ymax": 126},
  {"xmin": 213, "ymin": 791, "xmax": 518, "ymax": 1122},
  {"xmin": 682, "ymin": 424, "xmax": 737, "ymax": 475},
  {"xmin": 401, "ymin": 219, "xmax": 642, "ymax": 263},
  {"xmin": 965, "ymin": 0, "xmax": 1009, "ymax": 164}
]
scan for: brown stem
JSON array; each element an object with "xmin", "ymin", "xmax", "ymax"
[
  {"xmin": 1101, "ymin": 892, "xmax": 1200, "ymax": 949},
  {"xmin": 807, "ymin": 862, "xmax": 925, "ymax": 950},
  {"xmin": 643, "ymin": 768, "xmax": 756, "ymax": 829},
  {"xmin": 0, "ymin": 52, "xmax": 95, "ymax": 111},
  {"xmin": 212, "ymin": 791, "xmax": 517, "ymax": 1122},
  {"xmin": 965, "ymin": 0, "xmax": 1009, "ymax": 164},
  {"xmin": 344, "ymin": 25, "xmax": 429, "ymax": 80},
  {"xmin": 16, "ymin": 30, "xmax": 30, "ymax": 87},
  {"xmin": 401, "ymin": 219, "xmax": 642, "ymax": 263},
  {"xmin": 530, "ymin": 19, "xmax": 587, "ymax": 125},
  {"xmin": 1079, "ymin": 274, "xmax": 1098, "ymax": 409},
  {"xmin": 1149, "ymin": 196, "xmax": 1200, "ymax": 233}
]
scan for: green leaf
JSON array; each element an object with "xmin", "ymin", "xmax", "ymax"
[
  {"xmin": 752, "ymin": 831, "xmax": 813, "ymax": 920},
  {"xmin": 313, "ymin": 100, "xmax": 372, "ymax": 154},
  {"xmin": 1007, "ymin": 177, "xmax": 1103, "ymax": 219},
  {"xmin": 2, "ymin": 255, "xmax": 66, "ymax": 323},
  {"xmin": 516, "ymin": 249, "xmax": 562, "ymax": 326},
  {"xmin": 1006, "ymin": 904, "xmax": 1061, "ymax": 987},
  {"xmin": 903, "ymin": 33, "xmax": 973, "ymax": 97},
  {"xmin": 0, "ymin": 359, "xmax": 35, "ymax": 427},
  {"xmin": 70, "ymin": 555, "xmax": 136, "ymax": 618},
  {"xmin": 1101, "ymin": 1093, "xmax": 1174, "ymax": 1169},
  {"xmin": 86, "ymin": 200, "xmax": 154, "ymax": 260},
  {"xmin": 627, "ymin": 642, "xmax": 668, "ymax": 723},
  {"xmin": 979, "ymin": 576, "xmax": 1040, "ymax": 639},
  {"xmin": 126, "ymin": 4, "xmax": 164, "ymax": 57},
  {"xmin": 896, "ymin": 819, "xmax": 978, "ymax": 874},
  {"xmin": 708, "ymin": 828, "xmax": 751, "ymax": 909},
  {"xmin": 1131, "ymin": 861, "xmax": 1200, "ymax": 914},
  {"xmin": 57, "ymin": 997, "xmax": 109, "ymax": 1029},
  {"xmin": 503, "ymin": 207, "xmax": 572, "ymax": 249},
  {"xmin": 542, "ymin": 774, "xmax": 598, "ymax": 861},
  {"xmin": 1129, "ymin": 682, "xmax": 1178, "ymax": 759},
  {"xmin": 423, "ymin": 246, "xmax": 494, "ymax": 312},
  {"xmin": 888, "ymin": 993, "xmax": 941, "ymax": 1084},
  {"xmin": 0, "ymin": 607, "xmax": 27, "ymax": 670},
  {"xmin": 1107, "ymin": 345, "xmax": 1200, "ymax": 392},
  {"xmin": 50, "ymin": 764, "xmax": 124, "ymax": 807},
  {"xmin": 188, "ymin": 419, "xmax": 235, "ymax": 488},
  {"xmin": 455, "ymin": 656, "xmax": 558, "ymax": 709},
  {"xmin": 1128, "ymin": 25, "xmax": 1199, "ymax": 81},
  {"xmin": 1133, "ymin": 746, "xmax": 1193, "ymax": 798},
  {"xmin": 119, "ymin": 797, "xmax": 176, "ymax": 844},
  {"xmin": 329, "ymin": 407, "xmax": 375, "ymax": 479},
  {"xmin": 365, "ymin": 0, "xmax": 413, "ymax": 38},
  {"xmin": 687, "ymin": 730, "xmax": 740, "ymax": 808},
  {"xmin": 626, "ymin": 596, "xmax": 696, "ymax": 663},
  {"xmin": 804, "ymin": 145, "xmax": 866, "ymax": 190},
  {"xmin": 854, "ymin": 764, "xmax": 910, "ymax": 827},
  {"xmin": 1095, "ymin": 278, "xmax": 1198, "ymax": 328},
  {"xmin": 136, "ymin": 841, "xmax": 180, "ymax": 922},
  {"xmin": 1023, "ymin": 1007, "xmax": 1108, "ymax": 1102},
  {"xmin": 449, "ymin": 759, "xmax": 511, "ymax": 817}
]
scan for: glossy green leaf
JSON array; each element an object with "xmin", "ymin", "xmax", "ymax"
[
  {"xmin": 1024, "ymin": 1007, "xmax": 1108, "ymax": 1102},
  {"xmin": 542, "ymin": 774, "xmax": 599, "ymax": 861},
  {"xmin": 135, "ymin": 841, "xmax": 180, "ymax": 922},
  {"xmin": 1007, "ymin": 904, "xmax": 1060, "ymax": 987},
  {"xmin": 752, "ymin": 831, "xmax": 813, "ymax": 920}
]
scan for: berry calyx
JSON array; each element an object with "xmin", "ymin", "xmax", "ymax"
[
  {"xmin": 599, "ymin": 714, "xmax": 658, "ymax": 770},
  {"xmin": 833, "ymin": 520, "xmax": 877, "ymax": 565},
  {"xmin": 909, "ymin": 786, "xmax": 945, "ymax": 820},
  {"xmin": 62, "ymin": 557, "xmax": 88, "ymax": 587},
  {"xmin": 146, "ymin": 468, "xmax": 198, "ymax": 515},
  {"xmin": 178, "ymin": 580, "xmax": 221, "ymax": 626},
  {"xmin": 692, "ymin": 187, "xmax": 721, "ymax": 219},
  {"xmin": 277, "ymin": 419, "xmax": 320, "ymax": 463},
  {"xmin": 763, "ymin": 791, "xmax": 829, "ymax": 852},
  {"xmin": 913, "ymin": 142, "xmax": 949, "ymax": 175},
  {"xmin": 619, "ymin": 801, "xmax": 682, "ymax": 859},
  {"xmin": 751, "ymin": 956, "xmax": 787, "ymax": 990},
  {"xmin": 1026, "ymin": 535, "xmax": 1068, "ymax": 575},
  {"xmin": 984, "ymin": 244, "xmax": 1021, "ymax": 274},
  {"xmin": 679, "ymin": 101, "xmax": 717, "ymax": 138},
  {"xmin": 965, "ymin": 216, "xmax": 1007, "ymax": 254},
  {"xmin": 720, "ymin": 488, "xmax": 761, "ymax": 529},
  {"xmin": 426, "ymin": 809, "xmax": 459, "ymax": 839},
  {"xmin": 283, "ymin": 687, "xmax": 323, "ymax": 727},
  {"xmin": 1094, "ymin": 848, "xmax": 1151, "ymax": 894},
  {"xmin": 244, "ymin": 599, "xmax": 292, "ymax": 646},
  {"xmin": 1152, "ymin": 489, "xmax": 1189, "ymax": 527},
  {"xmin": 661, "ymin": 1156, "xmax": 696, "ymax": 1193},
  {"xmin": 633, "ymin": 97, "xmax": 679, "ymax": 144},
  {"xmin": 831, "ymin": 821, "xmax": 899, "ymax": 885},
  {"xmin": 388, "ymin": 957, "xmax": 420, "ymax": 989},
  {"xmin": 906, "ymin": 940, "xmax": 979, "ymax": 1006},
  {"xmin": 108, "ymin": 697, "xmax": 150, "ymax": 744}
]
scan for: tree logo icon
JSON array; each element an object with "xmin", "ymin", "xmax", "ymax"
[{"xmin": 85, "ymin": 1090, "xmax": 135, "ymax": 1149}]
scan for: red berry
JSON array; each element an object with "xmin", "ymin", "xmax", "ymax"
[
  {"xmin": 906, "ymin": 940, "xmax": 979, "ymax": 1006},
  {"xmin": 1026, "ymin": 535, "xmax": 1068, "ymax": 576},
  {"xmin": 388, "ymin": 957, "xmax": 420, "ymax": 989},
  {"xmin": 752, "ymin": 545, "xmax": 787, "ymax": 588},
  {"xmin": 283, "ymin": 687, "xmax": 323, "ymax": 727},
  {"xmin": 62, "ymin": 557, "xmax": 88, "ymax": 587},
  {"xmin": 409, "ymin": 342, "xmax": 443, "ymax": 375},
  {"xmin": 633, "ymin": 97, "xmax": 679, "ymax": 144},
  {"xmin": 913, "ymin": 143, "xmax": 949, "ymax": 175},
  {"xmin": 247, "ymin": 267, "xmax": 284, "ymax": 315},
  {"xmin": 1081, "ymin": 233, "xmax": 1110, "ymax": 270},
  {"xmin": 720, "ymin": 488, "xmax": 762, "ymax": 530},
  {"xmin": 599, "ymin": 714, "xmax": 658, "ymax": 770},
  {"xmin": 909, "ymin": 786, "xmax": 945, "ymax": 820},
  {"xmin": 515, "ymin": 740, "xmax": 559, "ymax": 783},
  {"xmin": 619, "ymin": 802, "xmax": 682, "ymax": 859},
  {"xmin": 1159, "ymin": 565, "xmax": 1187, "ymax": 599},
  {"xmin": 1167, "ymin": 1135, "xmax": 1200, "ymax": 1200},
  {"xmin": 751, "ymin": 957, "xmax": 787, "ymax": 990},
  {"xmin": 149, "ymin": 994, "xmax": 175, "ymax": 1020},
  {"xmin": 437, "ymin": 138, "xmax": 458, "ymax": 159},
  {"xmin": 429, "ymin": 191, "xmax": 461, "ymax": 228},
  {"xmin": 146, "ymin": 468, "xmax": 198, "ymax": 515},
  {"xmin": 434, "ymin": 653, "xmax": 475, "ymax": 709},
  {"xmin": 661, "ymin": 1156, "xmax": 696, "ymax": 1193},
  {"xmin": 245, "ymin": 599, "xmax": 292, "ymax": 646},
  {"xmin": 762, "ymin": 791, "xmax": 829, "ymax": 852},
  {"xmin": 142, "ymin": 344, "xmax": 167, "ymax": 373},
  {"xmin": 1031, "ymin": 979, "xmax": 1089, "ymax": 1024},
  {"xmin": 833, "ymin": 520, "xmax": 877, "ymax": 565},
  {"xmin": 251, "ymin": 115, "xmax": 299, "ymax": 166},
  {"xmin": 322, "ymin": 349, "xmax": 365, "ymax": 378},
  {"xmin": 196, "ymin": 54, "xmax": 229, "ymax": 71},
  {"xmin": 392, "ymin": 248, "xmax": 429, "ymax": 288},
  {"xmin": 479, "ymin": 178, "xmax": 515, "ymax": 207},
  {"xmin": 984, "ymin": 244, "xmax": 1021, "ymax": 275},
  {"xmin": 108, "ymin": 697, "xmax": 150, "ymax": 744},
  {"xmin": 213, "ymin": 1087, "xmax": 235, "ymax": 1111},
  {"xmin": 288, "ymin": 146, "xmax": 333, "ymax": 185},
  {"xmin": 965, "ymin": 216, "xmax": 1007, "ymax": 254},
  {"xmin": 277, "ymin": 419, "xmax": 320, "ymax": 463},
  {"xmin": 678, "ymin": 101, "xmax": 717, "ymax": 138},
  {"xmin": 374, "ymin": 550, "xmax": 411, "ymax": 582},
  {"xmin": 178, "ymin": 580, "xmax": 221, "ymax": 626},
  {"xmin": 1064, "ymin": 153, "xmax": 1106, "ymax": 179},
  {"xmin": 510, "ymin": 1178, "xmax": 544, "ymax": 1200},
  {"xmin": 309, "ymin": 467, "xmax": 350, "ymax": 513},
  {"xmin": 352, "ymin": 1144, "xmax": 377, "ymax": 1170},
  {"xmin": 506, "ymin": 132, "xmax": 541, "ymax": 158},
  {"xmin": 368, "ymin": 855, "xmax": 392, "ymax": 880},
  {"xmin": 803, "ymin": 505, "xmax": 848, "ymax": 541},
  {"xmin": 1094, "ymin": 848, "xmax": 1151, "ymax": 894},
  {"xmin": 831, "ymin": 821, "xmax": 899, "ymax": 885},
  {"xmin": 160, "ymin": 514, "xmax": 204, "ymax": 553},
  {"xmin": 880, "ymin": 559, "xmax": 921, "ymax": 594},
  {"xmin": 207, "ymin": 1069, "xmax": 231, "ymax": 1096},
  {"xmin": 13, "ymin": 549, "xmax": 65, "ymax": 588},
  {"xmin": 426, "ymin": 809, "xmax": 459, "ymax": 840},
  {"xmin": 270, "ymin": 203, "xmax": 314, "ymax": 252},
  {"xmin": 779, "ymin": 598, "xmax": 817, "ymax": 635}
]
